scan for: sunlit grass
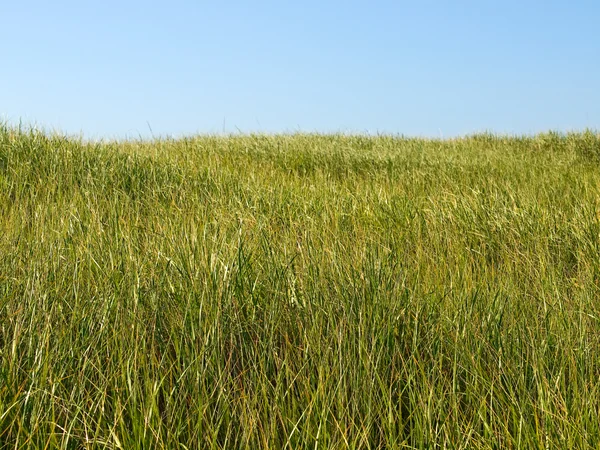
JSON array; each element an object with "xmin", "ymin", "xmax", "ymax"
[{"xmin": 1, "ymin": 125, "xmax": 600, "ymax": 448}]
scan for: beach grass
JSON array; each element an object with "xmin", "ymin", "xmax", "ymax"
[{"xmin": 1, "ymin": 125, "xmax": 600, "ymax": 448}]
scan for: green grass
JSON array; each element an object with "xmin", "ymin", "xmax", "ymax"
[{"xmin": 1, "ymin": 125, "xmax": 600, "ymax": 448}]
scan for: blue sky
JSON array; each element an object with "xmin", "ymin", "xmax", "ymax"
[{"xmin": 1, "ymin": 1, "xmax": 598, "ymax": 138}]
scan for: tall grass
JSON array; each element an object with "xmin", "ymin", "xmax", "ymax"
[{"xmin": 1, "ymin": 125, "xmax": 600, "ymax": 448}]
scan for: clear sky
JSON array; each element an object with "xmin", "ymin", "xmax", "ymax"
[{"xmin": 1, "ymin": 1, "xmax": 598, "ymax": 138}]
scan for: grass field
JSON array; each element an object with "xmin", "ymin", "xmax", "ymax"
[{"xmin": 1, "ymin": 125, "xmax": 600, "ymax": 448}]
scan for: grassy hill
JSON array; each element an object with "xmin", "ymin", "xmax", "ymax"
[{"xmin": 1, "ymin": 126, "xmax": 600, "ymax": 448}]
